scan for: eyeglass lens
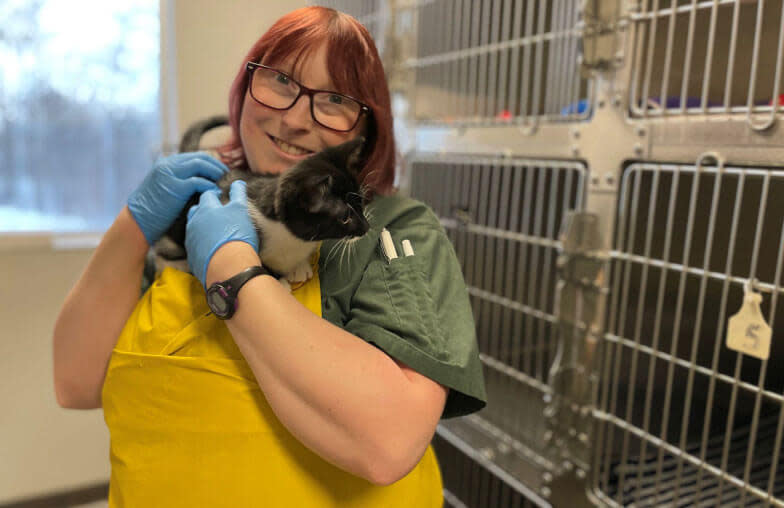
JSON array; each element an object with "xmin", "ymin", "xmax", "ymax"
[{"xmin": 252, "ymin": 67, "xmax": 361, "ymax": 131}]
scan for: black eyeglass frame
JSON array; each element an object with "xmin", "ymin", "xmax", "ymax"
[{"xmin": 245, "ymin": 62, "xmax": 370, "ymax": 133}]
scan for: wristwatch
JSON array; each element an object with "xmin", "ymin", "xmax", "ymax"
[{"xmin": 206, "ymin": 265, "xmax": 269, "ymax": 320}]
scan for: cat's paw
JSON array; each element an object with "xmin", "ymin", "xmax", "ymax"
[
  {"xmin": 278, "ymin": 278, "xmax": 292, "ymax": 292},
  {"xmin": 286, "ymin": 262, "xmax": 313, "ymax": 284}
]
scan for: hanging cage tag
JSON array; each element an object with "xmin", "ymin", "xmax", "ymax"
[{"xmin": 726, "ymin": 282, "xmax": 772, "ymax": 360}]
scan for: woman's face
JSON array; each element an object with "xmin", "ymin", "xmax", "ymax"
[{"xmin": 239, "ymin": 44, "xmax": 364, "ymax": 175}]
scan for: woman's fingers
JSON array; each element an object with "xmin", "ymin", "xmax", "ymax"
[
  {"xmin": 183, "ymin": 176, "xmax": 220, "ymax": 195},
  {"xmin": 198, "ymin": 188, "xmax": 222, "ymax": 206},
  {"xmin": 174, "ymin": 153, "xmax": 230, "ymax": 181},
  {"xmin": 187, "ymin": 188, "xmax": 222, "ymax": 221},
  {"xmin": 229, "ymin": 180, "xmax": 248, "ymax": 203}
]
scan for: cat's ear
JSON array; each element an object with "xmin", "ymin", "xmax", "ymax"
[
  {"xmin": 307, "ymin": 174, "xmax": 333, "ymax": 213},
  {"xmin": 345, "ymin": 136, "xmax": 367, "ymax": 177}
]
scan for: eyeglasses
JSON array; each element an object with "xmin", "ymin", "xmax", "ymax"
[{"xmin": 245, "ymin": 62, "xmax": 370, "ymax": 132}]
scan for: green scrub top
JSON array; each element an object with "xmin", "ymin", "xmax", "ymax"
[
  {"xmin": 319, "ymin": 194, "xmax": 487, "ymax": 419},
  {"xmin": 141, "ymin": 193, "xmax": 487, "ymax": 419}
]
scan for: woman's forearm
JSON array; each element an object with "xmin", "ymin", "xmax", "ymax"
[
  {"xmin": 206, "ymin": 242, "xmax": 442, "ymax": 486},
  {"xmin": 53, "ymin": 206, "xmax": 149, "ymax": 409}
]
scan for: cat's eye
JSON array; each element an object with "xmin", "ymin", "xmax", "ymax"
[{"xmin": 341, "ymin": 211, "xmax": 352, "ymax": 225}]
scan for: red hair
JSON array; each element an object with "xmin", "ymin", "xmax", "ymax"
[{"xmin": 219, "ymin": 7, "xmax": 396, "ymax": 197}]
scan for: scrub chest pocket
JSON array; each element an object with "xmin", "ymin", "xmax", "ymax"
[
  {"xmin": 322, "ymin": 194, "xmax": 487, "ymax": 419},
  {"xmin": 356, "ymin": 255, "xmax": 451, "ymax": 364}
]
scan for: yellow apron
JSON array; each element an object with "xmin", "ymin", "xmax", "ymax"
[{"xmin": 102, "ymin": 261, "xmax": 443, "ymax": 507}]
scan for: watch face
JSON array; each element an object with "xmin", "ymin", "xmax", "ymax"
[{"xmin": 207, "ymin": 286, "xmax": 231, "ymax": 317}]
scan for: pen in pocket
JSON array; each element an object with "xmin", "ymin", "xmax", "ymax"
[{"xmin": 380, "ymin": 228, "xmax": 398, "ymax": 261}]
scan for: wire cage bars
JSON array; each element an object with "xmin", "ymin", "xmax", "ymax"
[
  {"xmin": 410, "ymin": 0, "xmax": 592, "ymax": 125},
  {"xmin": 311, "ymin": 0, "xmax": 594, "ymax": 125},
  {"xmin": 593, "ymin": 161, "xmax": 784, "ymax": 507},
  {"xmin": 434, "ymin": 431, "xmax": 550, "ymax": 507},
  {"xmin": 409, "ymin": 155, "xmax": 587, "ymax": 483},
  {"xmin": 628, "ymin": 0, "xmax": 784, "ymax": 127},
  {"xmin": 312, "ymin": 1, "xmax": 784, "ymax": 506}
]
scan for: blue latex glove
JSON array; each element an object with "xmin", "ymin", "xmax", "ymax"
[
  {"xmin": 185, "ymin": 180, "xmax": 260, "ymax": 289},
  {"xmin": 127, "ymin": 152, "xmax": 229, "ymax": 245}
]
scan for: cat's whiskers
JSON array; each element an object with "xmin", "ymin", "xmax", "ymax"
[
  {"xmin": 358, "ymin": 172, "xmax": 378, "ymax": 200},
  {"xmin": 349, "ymin": 235, "xmax": 359, "ymax": 267},
  {"xmin": 324, "ymin": 239, "xmax": 345, "ymax": 266},
  {"xmin": 325, "ymin": 236, "xmax": 348, "ymax": 271},
  {"xmin": 340, "ymin": 234, "xmax": 364, "ymax": 270},
  {"xmin": 361, "ymin": 168, "xmax": 380, "ymax": 186},
  {"xmin": 359, "ymin": 185, "xmax": 372, "ymax": 204},
  {"xmin": 335, "ymin": 239, "xmax": 343, "ymax": 269},
  {"xmin": 362, "ymin": 201, "xmax": 375, "ymax": 228},
  {"xmin": 339, "ymin": 237, "xmax": 351, "ymax": 270},
  {"xmin": 364, "ymin": 207, "xmax": 374, "ymax": 226}
]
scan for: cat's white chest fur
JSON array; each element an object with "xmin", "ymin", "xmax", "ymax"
[{"xmin": 251, "ymin": 207, "xmax": 318, "ymax": 283}]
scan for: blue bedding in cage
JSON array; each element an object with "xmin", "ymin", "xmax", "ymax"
[{"xmin": 561, "ymin": 99, "xmax": 590, "ymax": 117}]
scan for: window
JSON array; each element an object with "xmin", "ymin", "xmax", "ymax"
[{"xmin": 0, "ymin": 0, "xmax": 160, "ymax": 233}]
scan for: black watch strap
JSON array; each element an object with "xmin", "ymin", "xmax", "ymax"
[
  {"xmin": 224, "ymin": 265, "xmax": 269, "ymax": 295},
  {"xmin": 206, "ymin": 265, "xmax": 269, "ymax": 319}
]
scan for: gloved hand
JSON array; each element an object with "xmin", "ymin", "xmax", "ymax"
[
  {"xmin": 185, "ymin": 180, "xmax": 260, "ymax": 288},
  {"xmin": 127, "ymin": 152, "xmax": 229, "ymax": 246}
]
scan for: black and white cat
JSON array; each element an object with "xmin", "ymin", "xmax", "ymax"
[{"xmin": 154, "ymin": 137, "xmax": 370, "ymax": 286}]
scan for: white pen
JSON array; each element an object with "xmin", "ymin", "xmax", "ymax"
[{"xmin": 380, "ymin": 228, "xmax": 398, "ymax": 260}]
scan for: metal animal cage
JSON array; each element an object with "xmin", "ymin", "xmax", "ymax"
[
  {"xmin": 595, "ymin": 162, "xmax": 784, "ymax": 507},
  {"xmin": 628, "ymin": 0, "xmax": 784, "ymax": 127},
  {"xmin": 408, "ymin": 0, "xmax": 592, "ymax": 124},
  {"xmin": 313, "ymin": 0, "xmax": 784, "ymax": 506},
  {"xmin": 410, "ymin": 156, "xmax": 587, "ymax": 485}
]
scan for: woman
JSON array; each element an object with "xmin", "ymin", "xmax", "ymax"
[{"xmin": 53, "ymin": 6, "xmax": 486, "ymax": 506}]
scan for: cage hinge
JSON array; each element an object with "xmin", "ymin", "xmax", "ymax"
[
  {"xmin": 545, "ymin": 211, "xmax": 608, "ymax": 477},
  {"xmin": 578, "ymin": 0, "xmax": 624, "ymax": 75}
]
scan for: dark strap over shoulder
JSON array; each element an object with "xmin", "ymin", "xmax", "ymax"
[{"xmin": 140, "ymin": 250, "xmax": 157, "ymax": 297}]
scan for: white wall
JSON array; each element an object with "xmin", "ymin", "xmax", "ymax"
[
  {"xmin": 162, "ymin": 0, "xmax": 305, "ymax": 151},
  {"xmin": 0, "ymin": 237, "xmax": 109, "ymax": 504},
  {"xmin": 0, "ymin": 1, "xmax": 304, "ymax": 503}
]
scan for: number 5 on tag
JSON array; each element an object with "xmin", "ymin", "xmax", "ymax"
[{"xmin": 727, "ymin": 284, "xmax": 772, "ymax": 361}]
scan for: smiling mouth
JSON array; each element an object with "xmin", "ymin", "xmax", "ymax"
[{"xmin": 268, "ymin": 135, "xmax": 314, "ymax": 157}]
